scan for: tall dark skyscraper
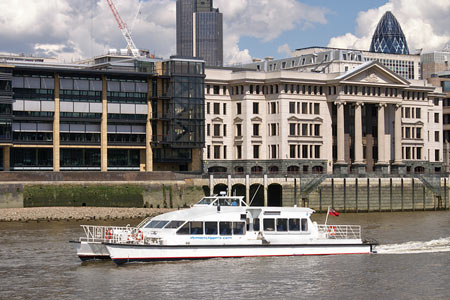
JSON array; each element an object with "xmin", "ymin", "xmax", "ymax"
[
  {"xmin": 370, "ymin": 11, "xmax": 409, "ymax": 55},
  {"xmin": 176, "ymin": 0, "xmax": 223, "ymax": 66}
]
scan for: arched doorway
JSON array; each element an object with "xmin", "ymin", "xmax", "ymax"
[
  {"xmin": 287, "ymin": 165, "xmax": 300, "ymax": 174},
  {"xmin": 249, "ymin": 184, "xmax": 264, "ymax": 206},
  {"xmin": 208, "ymin": 166, "xmax": 227, "ymax": 174},
  {"xmin": 231, "ymin": 184, "xmax": 246, "ymax": 198},
  {"xmin": 268, "ymin": 184, "xmax": 282, "ymax": 207},
  {"xmin": 414, "ymin": 166, "xmax": 425, "ymax": 174},
  {"xmin": 268, "ymin": 166, "xmax": 279, "ymax": 174},
  {"xmin": 213, "ymin": 184, "xmax": 228, "ymax": 195},
  {"xmin": 251, "ymin": 166, "xmax": 263, "ymax": 175},
  {"xmin": 312, "ymin": 166, "xmax": 324, "ymax": 174},
  {"xmin": 234, "ymin": 166, "xmax": 244, "ymax": 175}
]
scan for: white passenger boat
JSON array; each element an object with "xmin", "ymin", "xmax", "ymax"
[{"xmin": 99, "ymin": 194, "xmax": 375, "ymax": 265}]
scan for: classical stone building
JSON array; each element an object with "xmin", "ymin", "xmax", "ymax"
[{"xmin": 204, "ymin": 61, "xmax": 445, "ymax": 175}]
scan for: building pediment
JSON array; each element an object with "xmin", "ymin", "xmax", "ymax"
[
  {"xmin": 212, "ymin": 117, "xmax": 223, "ymax": 123},
  {"xmin": 333, "ymin": 61, "xmax": 410, "ymax": 86},
  {"xmin": 234, "ymin": 117, "xmax": 243, "ymax": 123},
  {"xmin": 251, "ymin": 116, "xmax": 263, "ymax": 122},
  {"xmin": 288, "ymin": 116, "xmax": 323, "ymax": 122}
]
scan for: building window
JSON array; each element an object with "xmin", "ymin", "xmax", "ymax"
[
  {"xmin": 271, "ymin": 145, "xmax": 277, "ymax": 159},
  {"xmin": 417, "ymin": 128, "xmax": 421, "ymax": 139},
  {"xmin": 434, "ymin": 98, "xmax": 439, "ymax": 106},
  {"xmin": 223, "ymin": 103, "xmax": 227, "ymax": 115},
  {"xmin": 213, "ymin": 85, "xmax": 220, "ymax": 95},
  {"xmin": 207, "ymin": 145, "xmax": 210, "ymax": 159},
  {"xmin": 435, "ymin": 149, "xmax": 440, "ymax": 161},
  {"xmin": 236, "ymin": 124, "xmax": 242, "ymax": 137},
  {"xmin": 223, "ymin": 146, "xmax": 227, "ymax": 159},
  {"xmin": 416, "ymin": 108, "xmax": 421, "ymax": 119},
  {"xmin": 223, "ymin": 124, "xmax": 227, "ymax": 137},
  {"xmin": 314, "ymin": 124, "xmax": 320, "ymax": 136},
  {"xmin": 314, "ymin": 103, "xmax": 320, "ymax": 115},
  {"xmin": 302, "ymin": 145, "xmax": 308, "ymax": 158},
  {"xmin": 270, "ymin": 123, "xmax": 277, "ymax": 136},
  {"xmin": 289, "ymin": 124, "xmax": 296, "ymax": 136},
  {"xmin": 315, "ymin": 145, "xmax": 320, "ymax": 158},
  {"xmin": 405, "ymin": 107, "xmax": 410, "ymax": 118},
  {"xmin": 236, "ymin": 145, "xmax": 242, "ymax": 159},
  {"xmin": 213, "ymin": 103, "xmax": 220, "ymax": 114},
  {"xmin": 289, "ymin": 102, "xmax": 295, "ymax": 114},
  {"xmin": 207, "ymin": 124, "xmax": 210, "ymax": 136},
  {"xmin": 250, "ymin": 85, "xmax": 254, "ymax": 94},
  {"xmin": 253, "ymin": 145, "xmax": 260, "ymax": 159},
  {"xmin": 302, "ymin": 102, "xmax": 308, "ymax": 114},
  {"xmin": 435, "ymin": 131, "xmax": 440, "ymax": 142},
  {"xmin": 405, "ymin": 127, "xmax": 411, "ymax": 139},
  {"xmin": 406, "ymin": 147, "xmax": 411, "ymax": 159},
  {"xmin": 214, "ymin": 146, "xmax": 220, "ymax": 159},
  {"xmin": 236, "ymin": 102, "xmax": 242, "ymax": 115},
  {"xmin": 253, "ymin": 124, "xmax": 260, "ymax": 136},
  {"xmin": 435, "ymin": 113, "xmax": 439, "ymax": 123},
  {"xmin": 302, "ymin": 124, "xmax": 308, "ymax": 136},
  {"xmin": 214, "ymin": 124, "xmax": 221, "ymax": 136},
  {"xmin": 253, "ymin": 102, "xmax": 259, "ymax": 114},
  {"xmin": 270, "ymin": 102, "xmax": 276, "ymax": 114},
  {"xmin": 290, "ymin": 145, "xmax": 296, "ymax": 158},
  {"xmin": 417, "ymin": 147, "xmax": 422, "ymax": 160},
  {"xmin": 207, "ymin": 102, "xmax": 210, "ymax": 114}
]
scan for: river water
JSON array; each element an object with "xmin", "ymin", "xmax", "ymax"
[{"xmin": 1, "ymin": 211, "xmax": 450, "ymax": 300}]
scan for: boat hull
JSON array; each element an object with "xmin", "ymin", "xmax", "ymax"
[
  {"xmin": 71, "ymin": 241, "xmax": 110, "ymax": 261},
  {"xmin": 106, "ymin": 243, "xmax": 374, "ymax": 265}
]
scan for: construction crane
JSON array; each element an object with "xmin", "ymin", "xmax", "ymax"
[{"xmin": 106, "ymin": 0, "xmax": 139, "ymax": 57}]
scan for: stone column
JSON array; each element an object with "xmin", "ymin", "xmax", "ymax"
[
  {"xmin": 227, "ymin": 174, "xmax": 232, "ymax": 196},
  {"xmin": 334, "ymin": 102, "xmax": 348, "ymax": 174},
  {"xmin": 336, "ymin": 102, "xmax": 345, "ymax": 163},
  {"xmin": 101, "ymin": 76, "xmax": 108, "ymax": 172},
  {"xmin": 394, "ymin": 104, "xmax": 403, "ymax": 164},
  {"xmin": 375, "ymin": 103, "xmax": 389, "ymax": 174},
  {"xmin": 209, "ymin": 174, "xmax": 214, "ymax": 196},
  {"xmin": 353, "ymin": 102, "xmax": 365, "ymax": 174},
  {"xmin": 53, "ymin": 74, "xmax": 60, "ymax": 172}
]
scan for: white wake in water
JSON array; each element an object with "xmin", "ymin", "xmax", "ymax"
[{"xmin": 375, "ymin": 237, "xmax": 450, "ymax": 254}]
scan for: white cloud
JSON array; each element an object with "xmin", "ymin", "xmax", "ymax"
[
  {"xmin": 0, "ymin": 0, "xmax": 329, "ymax": 65},
  {"xmin": 328, "ymin": 0, "xmax": 450, "ymax": 52},
  {"xmin": 277, "ymin": 43, "xmax": 292, "ymax": 57}
]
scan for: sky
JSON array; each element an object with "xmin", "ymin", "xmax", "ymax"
[{"xmin": 0, "ymin": 0, "xmax": 449, "ymax": 65}]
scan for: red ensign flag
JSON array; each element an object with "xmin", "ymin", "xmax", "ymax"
[{"xmin": 329, "ymin": 208, "xmax": 340, "ymax": 216}]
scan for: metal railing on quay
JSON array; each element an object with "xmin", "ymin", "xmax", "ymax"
[{"xmin": 317, "ymin": 225, "xmax": 361, "ymax": 240}]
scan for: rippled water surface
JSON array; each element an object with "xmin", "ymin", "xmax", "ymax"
[{"xmin": 1, "ymin": 211, "xmax": 450, "ymax": 300}]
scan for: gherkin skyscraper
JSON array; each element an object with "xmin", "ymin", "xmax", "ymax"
[{"xmin": 370, "ymin": 11, "xmax": 409, "ymax": 55}]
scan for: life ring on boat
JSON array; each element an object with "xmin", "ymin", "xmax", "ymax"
[
  {"xmin": 105, "ymin": 229, "xmax": 113, "ymax": 240},
  {"xmin": 135, "ymin": 230, "xmax": 144, "ymax": 241},
  {"xmin": 328, "ymin": 226, "xmax": 336, "ymax": 236}
]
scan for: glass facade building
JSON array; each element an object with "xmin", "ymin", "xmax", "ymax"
[
  {"xmin": 370, "ymin": 11, "xmax": 410, "ymax": 55},
  {"xmin": 0, "ymin": 56, "xmax": 205, "ymax": 172},
  {"xmin": 176, "ymin": 0, "xmax": 223, "ymax": 67}
]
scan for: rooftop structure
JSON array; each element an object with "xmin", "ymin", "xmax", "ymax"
[{"xmin": 370, "ymin": 11, "xmax": 409, "ymax": 55}]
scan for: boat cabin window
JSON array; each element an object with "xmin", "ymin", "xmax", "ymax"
[
  {"xmin": 301, "ymin": 219, "xmax": 308, "ymax": 231},
  {"xmin": 253, "ymin": 218, "xmax": 260, "ymax": 231},
  {"xmin": 165, "ymin": 221, "xmax": 185, "ymax": 229},
  {"xmin": 289, "ymin": 219, "xmax": 300, "ymax": 231},
  {"xmin": 233, "ymin": 222, "xmax": 245, "ymax": 235},
  {"xmin": 263, "ymin": 218, "xmax": 309, "ymax": 232},
  {"xmin": 176, "ymin": 221, "xmax": 204, "ymax": 235},
  {"xmin": 219, "ymin": 222, "xmax": 232, "ymax": 235},
  {"xmin": 205, "ymin": 222, "xmax": 218, "ymax": 235},
  {"xmin": 145, "ymin": 220, "xmax": 169, "ymax": 229},
  {"xmin": 277, "ymin": 219, "xmax": 288, "ymax": 232},
  {"xmin": 197, "ymin": 197, "xmax": 215, "ymax": 205},
  {"xmin": 190, "ymin": 222, "xmax": 204, "ymax": 235},
  {"xmin": 263, "ymin": 219, "xmax": 275, "ymax": 231}
]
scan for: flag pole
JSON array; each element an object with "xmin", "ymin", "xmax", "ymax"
[{"xmin": 325, "ymin": 206, "xmax": 330, "ymax": 226}]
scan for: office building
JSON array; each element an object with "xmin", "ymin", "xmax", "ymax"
[
  {"xmin": 369, "ymin": 11, "xmax": 409, "ymax": 55},
  {"xmin": 0, "ymin": 55, "xmax": 205, "ymax": 172},
  {"xmin": 176, "ymin": 0, "xmax": 223, "ymax": 67}
]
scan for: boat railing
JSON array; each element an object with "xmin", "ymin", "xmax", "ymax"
[
  {"xmin": 317, "ymin": 225, "xmax": 362, "ymax": 240},
  {"xmin": 136, "ymin": 217, "xmax": 152, "ymax": 229},
  {"xmin": 79, "ymin": 225, "xmax": 140, "ymax": 243}
]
